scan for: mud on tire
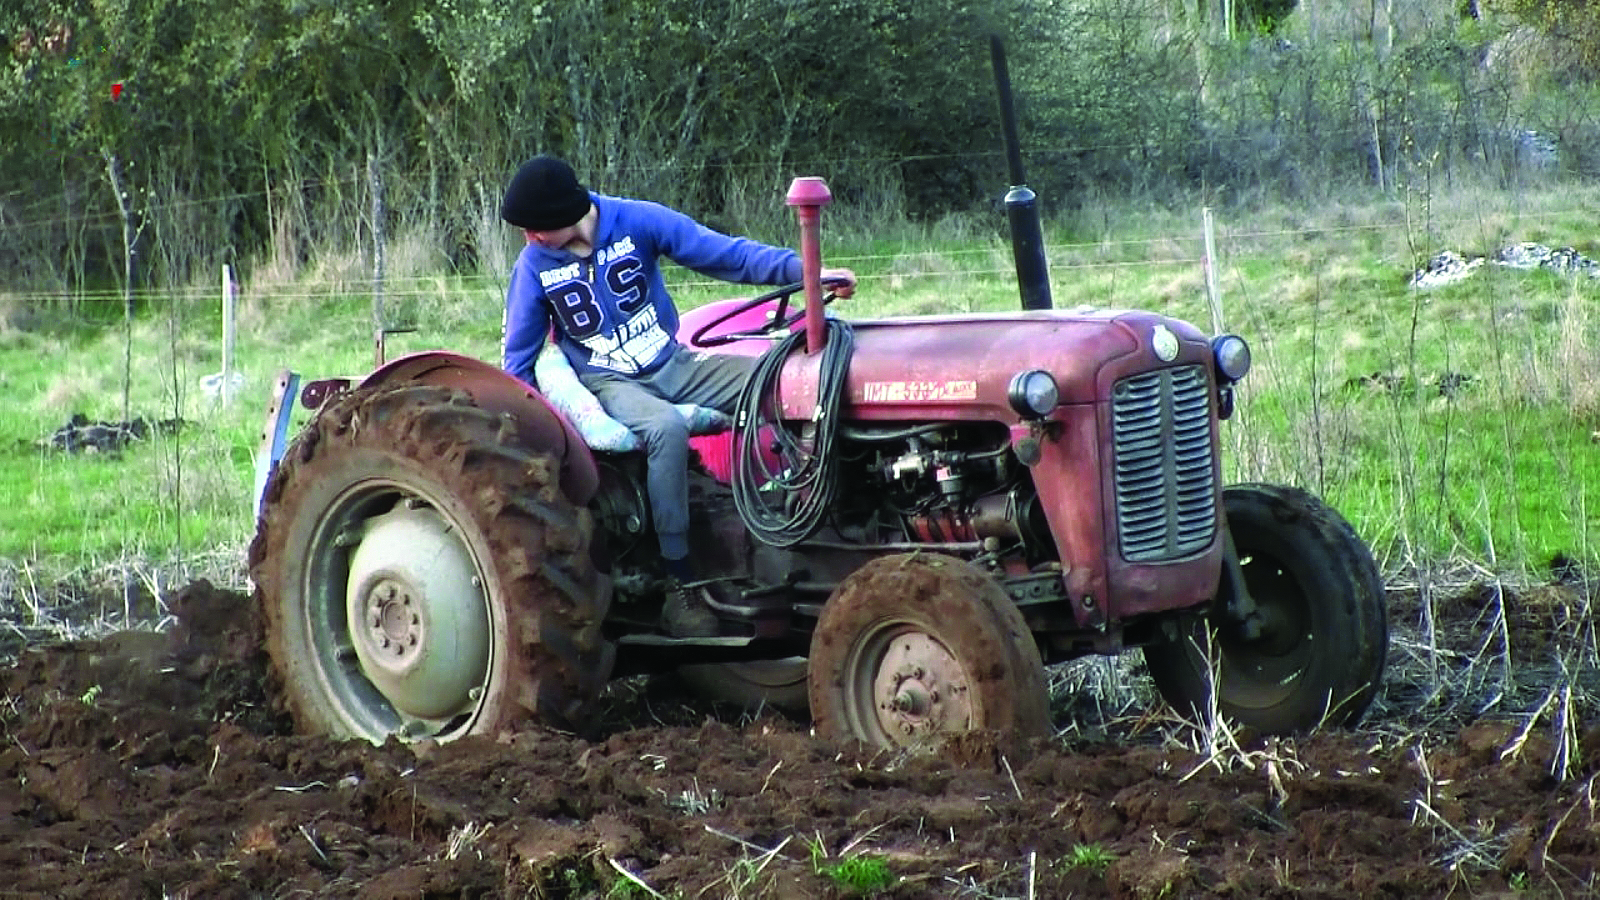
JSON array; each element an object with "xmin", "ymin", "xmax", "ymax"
[
  {"xmin": 249, "ymin": 384, "xmax": 614, "ymax": 743},
  {"xmin": 808, "ymin": 554, "xmax": 1051, "ymax": 750}
]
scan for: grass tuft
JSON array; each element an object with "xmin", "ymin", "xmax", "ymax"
[
  {"xmin": 1063, "ymin": 842, "xmax": 1117, "ymax": 872},
  {"xmin": 815, "ymin": 855, "xmax": 896, "ymax": 895}
]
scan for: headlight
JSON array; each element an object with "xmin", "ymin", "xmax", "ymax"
[
  {"xmin": 1212, "ymin": 335, "xmax": 1251, "ymax": 382},
  {"xmin": 1007, "ymin": 370, "xmax": 1058, "ymax": 418}
]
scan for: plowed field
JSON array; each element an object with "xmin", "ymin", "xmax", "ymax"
[{"xmin": 1, "ymin": 578, "xmax": 1596, "ymax": 899}]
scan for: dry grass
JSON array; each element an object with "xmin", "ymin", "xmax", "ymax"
[
  {"xmin": 0, "ymin": 557, "xmax": 178, "ymax": 659},
  {"xmin": 1556, "ymin": 288, "xmax": 1599, "ymax": 421}
]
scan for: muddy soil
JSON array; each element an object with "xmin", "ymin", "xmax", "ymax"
[{"xmin": 1, "ymin": 579, "xmax": 1597, "ymax": 899}]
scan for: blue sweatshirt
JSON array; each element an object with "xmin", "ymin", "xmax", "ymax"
[{"xmin": 503, "ymin": 193, "xmax": 802, "ymax": 383}]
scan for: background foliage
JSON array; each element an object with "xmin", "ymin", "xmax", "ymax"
[
  {"xmin": 0, "ymin": 0, "xmax": 1596, "ymax": 589},
  {"xmin": 2, "ymin": 0, "xmax": 1597, "ymax": 294}
]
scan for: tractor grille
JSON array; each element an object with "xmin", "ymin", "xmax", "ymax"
[{"xmin": 1110, "ymin": 365, "xmax": 1217, "ymax": 562}]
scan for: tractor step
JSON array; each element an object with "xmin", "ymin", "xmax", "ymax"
[
  {"xmin": 610, "ymin": 632, "xmax": 807, "ymax": 676},
  {"xmin": 617, "ymin": 634, "xmax": 756, "ymax": 647}
]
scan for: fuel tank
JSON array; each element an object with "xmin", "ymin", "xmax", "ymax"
[{"xmin": 773, "ymin": 307, "xmax": 1213, "ymax": 420}]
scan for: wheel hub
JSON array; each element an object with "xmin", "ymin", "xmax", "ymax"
[
  {"xmin": 358, "ymin": 577, "xmax": 425, "ymax": 668},
  {"xmin": 344, "ymin": 506, "xmax": 491, "ymax": 721},
  {"xmin": 1235, "ymin": 600, "xmax": 1301, "ymax": 656},
  {"xmin": 892, "ymin": 684, "xmax": 932, "ymax": 716},
  {"xmin": 1222, "ymin": 570, "xmax": 1309, "ymax": 663},
  {"xmin": 870, "ymin": 632, "xmax": 973, "ymax": 739},
  {"xmin": 1213, "ymin": 561, "xmax": 1315, "ymax": 709}
]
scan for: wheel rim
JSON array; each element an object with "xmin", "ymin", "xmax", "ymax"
[
  {"xmin": 843, "ymin": 622, "xmax": 976, "ymax": 744},
  {"xmin": 303, "ymin": 481, "xmax": 494, "ymax": 743},
  {"xmin": 1216, "ymin": 552, "xmax": 1314, "ymax": 712}
]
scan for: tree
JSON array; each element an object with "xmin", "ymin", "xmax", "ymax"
[{"xmin": 1491, "ymin": 0, "xmax": 1600, "ymax": 76}]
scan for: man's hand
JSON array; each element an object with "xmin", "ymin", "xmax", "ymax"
[{"xmin": 821, "ymin": 267, "xmax": 857, "ymax": 299}]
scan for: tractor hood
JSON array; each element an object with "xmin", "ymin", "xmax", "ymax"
[{"xmin": 776, "ymin": 308, "xmax": 1213, "ymax": 421}]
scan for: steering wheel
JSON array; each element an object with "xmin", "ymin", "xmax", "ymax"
[{"xmin": 690, "ymin": 278, "xmax": 847, "ymax": 348}]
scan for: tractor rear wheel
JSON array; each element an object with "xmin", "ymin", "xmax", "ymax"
[
  {"xmin": 250, "ymin": 384, "xmax": 613, "ymax": 743},
  {"xmin": 808, "ymin": 554, "xmax": 1051, "ymax": 749},
  {"xmin": 1143, "ymin": 483, "xmax": 1387, "ymax": 733}
]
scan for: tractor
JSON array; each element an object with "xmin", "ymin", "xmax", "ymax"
[
  {"xmin": 247, "ymin": 165, "xmax": 1387, "ymax": 751},
  {"xmin": 250, "ymin": 35, "xmax": 1394, "ymax": 751}
]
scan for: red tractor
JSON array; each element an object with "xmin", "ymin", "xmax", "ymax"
[{"xmin": 250, "ymin": 179, "xmax": 1386, "ymax": 751}]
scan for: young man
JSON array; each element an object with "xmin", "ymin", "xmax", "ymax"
[{"xmin": 499, "ymin": 156, "xmax": 854, "ymax": 624}]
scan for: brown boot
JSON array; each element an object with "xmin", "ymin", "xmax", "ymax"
[{"xmin": 662, "ymin": 579, "xmax": 720, "ymax": 637}]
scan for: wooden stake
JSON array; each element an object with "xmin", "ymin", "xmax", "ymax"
[
  {"xmin": 221, "ymin": 264, "xmax": 236, "ymax": 406},
  {"xmin": 1202, "ymin": 206, "xmax": 1224, "ymax": 335}
]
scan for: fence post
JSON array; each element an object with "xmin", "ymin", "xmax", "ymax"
[
  {"xmin": 1202, "ymin": 206, "xmax": 1224, "ymax": 335},
  {"xmin": 221, "ymin": 264, "xmax": 236, "ymax": 406},
  {"xmin": 369, "ymin": 152, "xmax": 387, "ymax": 367}
]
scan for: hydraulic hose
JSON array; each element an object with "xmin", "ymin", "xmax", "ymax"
[{"xmin": 731, "ymin": 318, "xmax": 854, "ymax": 547}]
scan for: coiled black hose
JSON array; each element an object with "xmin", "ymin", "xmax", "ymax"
[{"xmin": 731, "ymin": 319, "xmax": 855, "ymax": 547}]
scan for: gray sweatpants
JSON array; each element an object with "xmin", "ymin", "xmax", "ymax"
[{"xmin": 580, "ymin": 345, "xmax": 755, "ymax": 561}]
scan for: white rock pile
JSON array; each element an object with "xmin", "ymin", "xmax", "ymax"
[{"xmin": 1410, "ymin": 242, "xmax": 1600, "ymax": 288}]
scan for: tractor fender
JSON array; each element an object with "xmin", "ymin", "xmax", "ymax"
[{"xmin": 363, "ymin": 351, "xmax": 599, "ymax": 504}]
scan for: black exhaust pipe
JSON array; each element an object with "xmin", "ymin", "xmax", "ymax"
[{"xmin": 990, "ymin": 35, "xmax": 1052, "ymax": 311}]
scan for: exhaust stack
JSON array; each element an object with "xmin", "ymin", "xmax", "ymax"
[
  {"xmin": 786, "ymin": 176, "xmax": 832, "ymax": 354},
  {"xmin": 990, "ymin": 35, "xmax": 1052, "ymax": 311}
]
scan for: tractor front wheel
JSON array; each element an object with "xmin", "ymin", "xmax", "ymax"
[
  {"xmin": 250, "ymin": 384, "xmax": 613, "ymax": 743},
  {"xmin": 1144, "ymin": 483, "xmax": 1387, "ymax": 733},
  {"xmin": 808, "ymin": 554, "xmax": 1051, "ymax": 749}
]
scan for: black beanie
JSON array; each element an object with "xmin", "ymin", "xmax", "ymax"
[{"xmin": 501, "ymin": 156, "xmax": 593, "ymax": 230}]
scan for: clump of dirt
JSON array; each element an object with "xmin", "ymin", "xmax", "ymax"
[{"xmin": 0, "ymin": 579, "xmax": 1596, "ymax": 898}]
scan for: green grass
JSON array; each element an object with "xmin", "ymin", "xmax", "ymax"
[
  {"xmin": 1063, "ymin": 842, "xmax": 1117, "ymax": 872},
  {"xmin": 808, "ymin": 837, "xmax": 897, "ymax": 895},
  {"xmin": 1, "ymin": 181, "xmax": 1596, "ymax": 589},
  {"xmin": 816, "ymin": 855, "xmax": 896, "ymax": 894}
]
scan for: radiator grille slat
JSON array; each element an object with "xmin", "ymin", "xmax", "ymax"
[{"xmin": 1111, "ymin": 365, "xmax": 1218, "ymax": 562}]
